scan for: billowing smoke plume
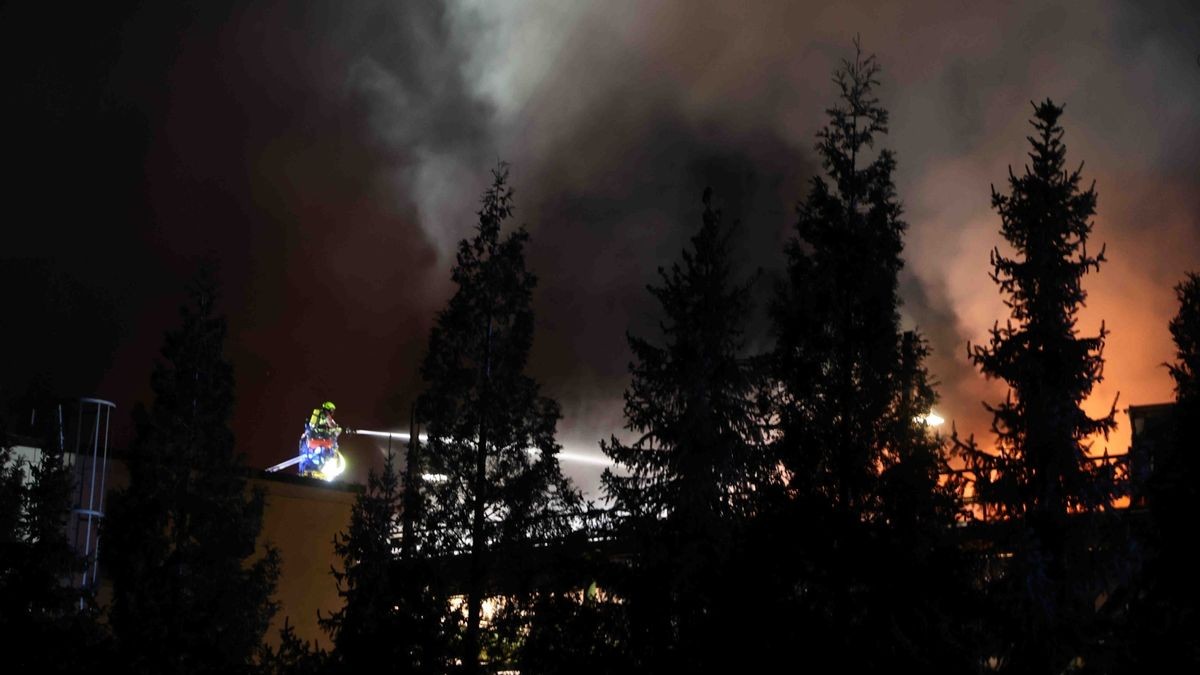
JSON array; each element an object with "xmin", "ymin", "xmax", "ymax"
[
  {"xmin": 334, "ymin": 1, "xmax": 1199, "ymax": 492},
  {"xmin": 7, "ymin": 1, "xmax": 1196, "ymax": 496}
]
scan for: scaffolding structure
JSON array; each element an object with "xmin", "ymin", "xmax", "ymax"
[{"xmin": 67, "ymin": 397, "xmax": 114, "ymax": 601}]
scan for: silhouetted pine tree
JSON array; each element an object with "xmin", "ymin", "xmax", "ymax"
[
  {"xmin": 321, "ymin": 450, "xmax": 449, "ymax": 674},
  {"xmin": 1117, "ymin": 273, "xmax": 1200, "ymax": 671},
  {"xmin": 1169, "ymin": 274, "xmax": 1200, "ymax": 420},
  {"xmin": 768, "ymin": 40, "xmax": 972, "ymax": 672},
  {"xmin": 0, "ymin": 394, "xmax": 107, "ymax": 673},
  {"xmin": 416, "ymin": 164, "xmax": 580, "ymax": 673},
  {"xmin": 1161, "ymin": 276, "xmax": 1200, "ymax": 596},
  {"xmin": 879, "ymin": 333, "xmax": 958, "ymax": 529},
  {"xmin": 600, "ymin": 188, "xmax": 770, "ymax": 672},
  {"xmin": 773, "ymin": 37, "xmax": 905, "ymax": 519},
  {"xmin": 103, "ymin": 268, "xmax": 280, "ymax": 675},
  {"xmin": 517, "ymin": 582, "xmax": 632, "ymax": 675},
  {"xmin": 872, "ymin": 331, "xmax": 978, "ymax": 672},
  {"xmin": 258, "ymin": 618, "xmax": 327, "ymax": 675},
  {"xmin": 0, "ymin": 412, "xmax": 20, "ymax": 570},
  {"xmin": 0, "ymin": 416, "xmax": 29, "ymax": 658},
  {"xmin": 954, "ymin": 100, "xmax": 1121, "ymax": 673}
]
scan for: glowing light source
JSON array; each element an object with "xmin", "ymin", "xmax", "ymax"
[
  {"xmin": 558, "ymin": 450, "xmax": 612, "ymax": 466},
  {"xmin": 316, "ymin": 451, "xmax": 346, "ymax": 481},
  {"xmin": 356, "ymin": 428, "xmax": 615, "ymax": 468},
  {"xmin": 916, "ymin": 411, "xmax": 945, "ymax": 427},
  {"xmin": 353, "ymin": 429, "xmax": 430, "ymax": 443},
  {"xmin": 524, "ymin": 447, "xmax": 613, "ymax": 467}
]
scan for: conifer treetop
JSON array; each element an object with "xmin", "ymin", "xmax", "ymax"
[
  {"xmin": 817, "ymin": 35, "xmax": 890, "ymax": 208},
  {"xmin": 961, "ymin": 99, "xmax": 1118, "ymax": 520}
]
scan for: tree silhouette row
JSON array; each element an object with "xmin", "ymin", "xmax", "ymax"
[{"xmin": 3, "ymin": 39, "xmax": 1197, "ymax": 674}]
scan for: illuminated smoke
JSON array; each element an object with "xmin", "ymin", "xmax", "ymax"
[
  {"xmin": 330, "ymin": 0, "xmax": 1197, "ymax": 496},
  {"xmin": 64, "ymin": 1, "xmax": 1195, "ymax": 499}
]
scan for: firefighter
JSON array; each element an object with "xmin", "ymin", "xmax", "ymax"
[
  {"xmin": 300, "ymin": 401, "xmax": 341, "ymax": 476},
  {"xmin": 308, "ymin": 401, "xmax": 340, "ymax": 439}
]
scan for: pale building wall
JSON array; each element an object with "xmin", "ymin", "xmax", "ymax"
[{"xmin": 251, "ymin": 474, "xmax": 359, "ymax": 650}]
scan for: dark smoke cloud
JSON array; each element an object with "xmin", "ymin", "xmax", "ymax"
[
  {"xmin": 343, "ymin": 0, "xmax": 1199, "ymax": 492},
  {"xmin": 4, "ymin": 1, "xmax": 1197, "ymax": 497}
]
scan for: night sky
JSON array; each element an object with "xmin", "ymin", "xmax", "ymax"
[{"xmin": 5, "ymin": 1, "xmax": 1198, "ymax": 496}]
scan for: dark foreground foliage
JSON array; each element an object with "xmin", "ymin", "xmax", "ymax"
[{"xmin": 13, "ymin": 40, "xmax": 1190, "ymax": 675}]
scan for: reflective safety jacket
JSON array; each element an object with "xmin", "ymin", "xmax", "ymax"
[{"xmin": 308, "ymin": 408, "xmax": 340, "ymax": 437}]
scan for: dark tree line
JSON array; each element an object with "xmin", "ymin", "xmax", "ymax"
[
  {"xmin": 0, "ymin": 385, "xmax": 104, "ymax": 673},
  {"xmin": 416, "ymin": 166, "xmax": 582, "ymax": 672},
  {"xmin": 308, "ymin": 41, "xmax": 1191, "ymax": 674},
  {"xmin": 5, "ymin": 39, "xmax": 1199, "ymax": 675},
  {"xmin": 599, "ymin": 186, "xmax": 770, "ymax": 672},
  {"xmin": 103, "ymin": 267, "xmax": 281, "ymax": 675},
  {"xmin": 1113, "ymin": 273, "xmax": 1200, "ymax": 671}
]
